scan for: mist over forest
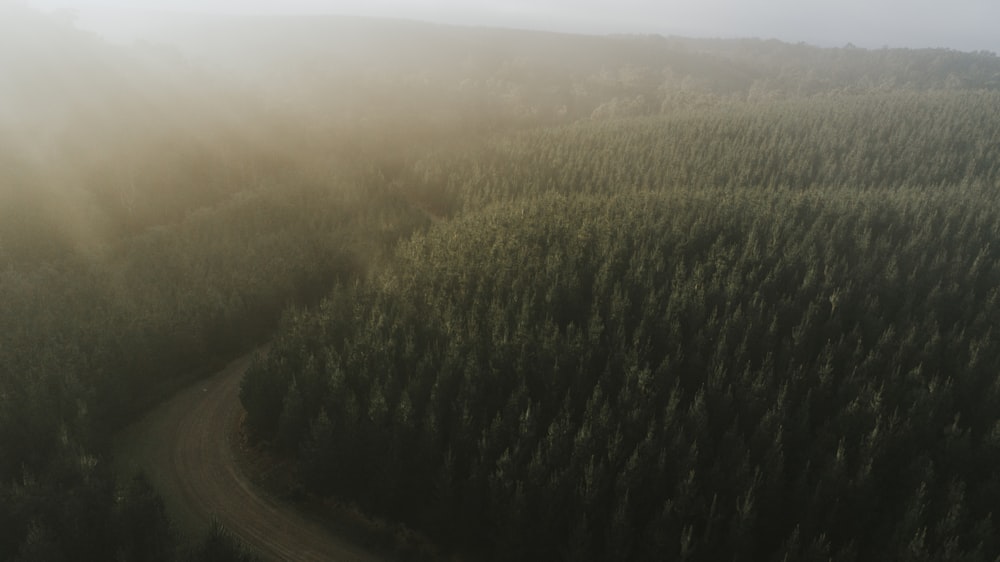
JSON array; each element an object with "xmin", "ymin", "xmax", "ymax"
[{"xmin": 3, "ymin": 2, "xmax": 1000, "ymax": 560}]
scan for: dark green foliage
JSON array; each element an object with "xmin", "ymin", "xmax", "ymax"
[
  {"xmin": 115, "ymin": 473, "xmax": 175, "ymax": 562},
  {"xmin": 413, "ymin": 91, "xmax": 1000, "ymax": 211},
  {"xmin": 254, "ymin": 191, "xmax": 1000, "ymax": 559},
  {"xmin": 185, "ymin": 520, "xmax": 259, "ymax": 562},
  {"xmin": 0, "ymin": 453, "xmax": 177, "ymax": 561},
  {"xmin": 246, "ymin": 106, "xmax": 1000, "ymax": 559}
]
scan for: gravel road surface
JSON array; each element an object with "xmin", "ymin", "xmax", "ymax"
[{"xmin": 115, "ymin": 353, "xmax": 382, "ymax": 561}]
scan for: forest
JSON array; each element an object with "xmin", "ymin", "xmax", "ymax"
[{"xmin": 2, "ymin": 2, "xmax": 1000, "ymax": 560}]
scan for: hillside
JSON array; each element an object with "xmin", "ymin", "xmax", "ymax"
[{"xmin": 2, "ymin": 5, "xmax": 1000, "ymax": 560}]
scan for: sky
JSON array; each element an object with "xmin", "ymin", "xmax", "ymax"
[{"xmin": 23, "ymin": 0, "xmax": 1000, "ymax": 53}]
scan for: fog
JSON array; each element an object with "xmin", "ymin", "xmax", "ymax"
[
  {"xmin": 25, "ymin": 0, "xmax": 1000, "ymax": 52},
  {"xmin": 6, "ymin": 0, "xmax": 1000, "ymax": 559}
]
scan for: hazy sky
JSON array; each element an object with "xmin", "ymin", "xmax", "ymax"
[{"xmin": 25, "ymin": 0, "xmax": 1000, "ymax": 52}]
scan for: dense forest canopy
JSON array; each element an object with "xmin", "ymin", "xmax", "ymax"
[
  {"xmin": 2, "ymin": 3, "xmax": 1000, "ymax": 560},
  {"xmin": 244, "ymin": 103, "xmax": 1000, "ymax": 559}
]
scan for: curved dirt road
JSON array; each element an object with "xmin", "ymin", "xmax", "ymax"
[{"xmin": 114, "ymin": 352, "xmax": 381, "ymax": 562}]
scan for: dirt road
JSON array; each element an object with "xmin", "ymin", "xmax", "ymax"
[{"xmin": 114, "ymin": 352, "xmax": 382, "ymax": 562}]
